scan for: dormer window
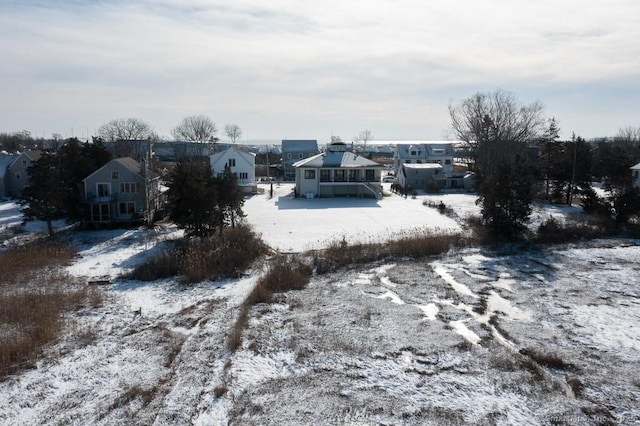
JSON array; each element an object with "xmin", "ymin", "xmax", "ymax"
[{"xmin": 432, "ymin": 148, "xmax": 445, "ymax": 155}]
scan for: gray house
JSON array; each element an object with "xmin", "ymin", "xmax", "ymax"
[
  {"xmin": 5, "ymin": 150, "xmax": 42, "ymax": 196},
  {"xmin": 281, "ymin": 140, "xmax": 319, "ymax": 181},
  {"xmin": 83, "ymin": 157, "xmax": 162, "ymax": 226},
  {"xmin": 293, "ymin": 142, "xmax": 384, "ymax": 199},
  {"xmin": 0, "ymin": 153, "xmax": 19, "ymax": 199},
  {"xmin": 632, "ymin": 163, "xmax": 640, "ymax": 189}
]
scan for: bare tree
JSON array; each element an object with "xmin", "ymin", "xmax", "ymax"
[
  {"xmin": 449, "ymin": 89, "xmax": 546, "ymax": 238},
  {"xmin": 449, "ymin": 89, "xmax": 545, "ymax": 173},
  {"xmin": 616, "ymin": 126, "xmax": 640, "ymax": 142},
  {"xmin": 354, "ymin": 129, "xmax": 373, "ymax": 156},
  {"xmin": 97, "ymin": 117, "xmax": 153, "ymax": 160},
  {"xmin": 224, "ymin": 124, "xmax": 242, "ymax": 144},
  {"xmin": 98, "ymin": 117, "xmax": 152, "ymax": 141},
  {"xmin": 172, "ymin": 115, "xmax": 217, "ymax": 143}
]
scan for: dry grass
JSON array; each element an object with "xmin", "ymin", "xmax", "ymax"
[
  {"xmin": 310, "ymin": 230, "xmax": 466, "ymax": 274},
  {"xmin": 127, "ymin": 225, "xmax": 269, "ymax": 283},
  {"xmin": 226, "ymin": 255, "xmax": 312, "ymax": 352},
  {"xmin": 534, "ymin": 216, "xmax": 613, "ymax": 244},
  {"xmin": 0, "ymin": 241, "xmax": 102, "ymax": 380}
]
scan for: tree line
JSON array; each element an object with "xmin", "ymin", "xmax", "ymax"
[
  {"xmin": 18, "ymin": 138, "xmax": 245, "ymax": 240},
  {"xmin": 449, "ymin": 89, "xmax": 640, "ymax": 239}
]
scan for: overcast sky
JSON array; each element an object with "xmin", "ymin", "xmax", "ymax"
[{"xmin": 1, "ymin": 0, "xmax": 639, "ymax": 142}]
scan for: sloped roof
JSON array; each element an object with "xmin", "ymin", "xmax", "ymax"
[
  {"xmin": 0, "ymin": 154, "xmax": 19, "ymax": 178},
  {"xmin": 293, "ymin": 150, "xmax": 384, "ymax": 168},
  {"xmin": 210, "ymin": 146, "xmax": 255, "ymax": 169},
  {"xmin": 282, "ymin": 140, "xmax": 318, "ymax": 153},
  {"xmin": 114, "ymin": 157, "xmax": 143, "ymax": 175},
  {"xmin": 82, "ymin": 157, "xmax": 142, "ymax": 182},
  {"xmin": 631, "ymin": 162, "xmax": 640, "ymax": 170}
]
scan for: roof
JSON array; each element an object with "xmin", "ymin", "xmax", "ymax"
[
  {"xmin": 403, "ymin": 163, "xmax": 443, "ymax": 170},
  {"xmin": 210, "ymin": 146, "xmax": 255, "ymax": 169},
  {"xmin": 82, "ymin": 157, "xmax": 142, "ymax": 182},
  {"xmin": 281, "ymin": 140, "xmax": 318, "ymax": 153},
  {"xmin": 631, "ymin": 163, "xmax": 640, "ymax": 170},
  {"xmin": 0, "ymin": 154, "xmax": 19, "ymax": 178},
  {"xmin": 293, "ymin": 150, "xmax": 384, "ymax": 169},
  {"xmin": 8, "ymin": 150, "xmax": 43, "ymax": 168}
]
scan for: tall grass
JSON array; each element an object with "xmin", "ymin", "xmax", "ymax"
[
  {"xmin": 309, "ymin": 229, "xmax": 466, "ymax": 274},
  {"xmin": 127, "ymin": 225, "xmax": 269, "ymax": 283},
  {"xmin": 227, "ymin": 255, "xmax": 312, "ymax": 351},
  {"xmin": 0, "ymin": 241, "xmax": 102, "ymax": 380}
]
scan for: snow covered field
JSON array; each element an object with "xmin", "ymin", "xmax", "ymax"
[{"xmin": 0, "ymin": 189, "xmax": 639, "ymax": 425}]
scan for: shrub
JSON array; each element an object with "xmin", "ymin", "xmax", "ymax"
[
  {"xmin": 0, "ymin": 241, "xmax": 102, "ymax": 380},
  {"xmin": 311, "ymin": 230, "xmax": 465, "ymax": 274},
  {"xmin": 226, "ymin": 255, "xmax": 312, "ymax": 351},
  {"xmin": 534, "ymin": 215, "xmax": 613, "ymax": 244},
  {"xmin": 127, "ymin": 225, "xmax": 268, "ymax": 283}
]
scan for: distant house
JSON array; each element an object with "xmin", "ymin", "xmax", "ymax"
[
  {"xmin": 632, "ymin": 163, "xmax": 640, "ymax": 188},
  {"xmin": 0, "ymin": 153, "xmax": 19, "ymax": 198},
  {"xmin": 293, "ymin": 142, "xmax": 384, "ymax": 199},
  {"xmin": 393, "ymin": 142, "xmax": 471, "ymax": 191},
  {"xmin": 5, "ymin": 150, "xmax": 43, "ymax": 196},
  {"xmin": 82, "ymin": 157, "xmax": 162, "ymax": 226},
  {"xmin": 210, "ymin": 146, "xmax": 257, "ymax": 194},
  {"xmin": 282, "ymin": 140, "xmax": 319, "ymax": 181}
]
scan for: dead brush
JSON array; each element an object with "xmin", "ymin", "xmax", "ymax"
[
  {"xmin": 311, "ymin": 229, "xmax": 466, "ymax": 274},
  {"xmin": 0, "ymin": 241, "xmax": 103, "ymax": 381},
  {"xmin": 126, "ymin": 224, "xmax": 268, "ymax": 283},
  {"xmin": 226, "ymin": 254, "xmax": 312, "ymax": 352}
]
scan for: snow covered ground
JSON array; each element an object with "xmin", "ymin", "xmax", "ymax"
[{"xmin": 0, "ymin": 188, "xmax": 639, "ymax": 425}]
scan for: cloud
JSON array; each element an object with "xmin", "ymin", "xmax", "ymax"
[{"xmin": 1, "ymin": 0, "xmax": 639, "ymax": 140}]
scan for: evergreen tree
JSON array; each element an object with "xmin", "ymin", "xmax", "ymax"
[
  {"xmin": 165, "ymin": 157, "xmax": 219, "ymax": 238},
  {"xmin": 217, "ymin": 165, "xmax": 245, "ymax": 229},
  {"xmin": 20, "ymin": 152, "xmax": 66, "ymax": 238},
  {"xmin": 449, "ymin": 89, "xmax": 545, "ymax": 239}
]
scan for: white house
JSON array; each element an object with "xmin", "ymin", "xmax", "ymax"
[
  {"xmin": 393, "ymin": 142, "xmax": 471, "ymax": 191},
  {"xmin": 292, "ymin": 142, "xmax": 384, "ymax": 199},
  {"xmin": 632, "ymin": 163, "xmax": 640, "ymax": 188},
  {"xmin": 210, "ymin": 146, "xmax": 257, "ymax": 194}
]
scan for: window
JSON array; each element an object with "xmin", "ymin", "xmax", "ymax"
[
  {"xmin": 97, "ymin": 183, "xmax": 111, "ymax": 197},
  {"xmin": 298, "ymin": 153, "xmax": 303, "ymax": 159},
  {"xmin": 287, "ymin": 153, "xmax": 292, "ymax": 159},
  {"xmin": 15, "ymin": 172, "xmax": 21, "ymax": 180},
  {"xmin": 365, "ymin": 169, "xmax": 375, "ymax": 181},
  {"xmin": 348, "ymin": 170, "xmax": 357, "ymax": 181},
  {"xmin": 120, "ymin": 182, "xmax": 140, "ymax": 193},
  {"xmin": 416, "ymin": 160, "xmax": 422, "ymax": 164},
  {"xmin": 335, "ymin": 170, "xmax": 346, "ymax": 181},
  {"xmin": 432, "ymin": 148, "xmax": 445, "ymax": 154},
  {"xmin": 228, "ymin": 158, "xmax": 236, "ymax": 167},
  {"xmin": 91, "ymin": 204, "xmax": 110, "ymax": 221},
  {"xmin": 445, "ymin": 159, "xmax": 452, "ymax": 165},
  {"xmin": 111, "ymin": 171, "xmax": 119, "ymax": 179},
  {"xmin": 320, "ymin": 169, "xmax": 330, "ymax": 181},
  {"xmin": 410, "ymin": 150, "xmax": 420, "ymax": 156},
  {"xmin": 239, "ymin": 172, "xmax": 248, "ymax": 179},
  {"xmin": 304, "ymin": 169, "xmax": 316, "ymax": 179},
  {"xmin": 118, "ymin": 202, "xmax": 135, "ymax": 215},
  {"xmin": 405, "ymin": 160, "xmax": 411, "ymax": 163}
]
